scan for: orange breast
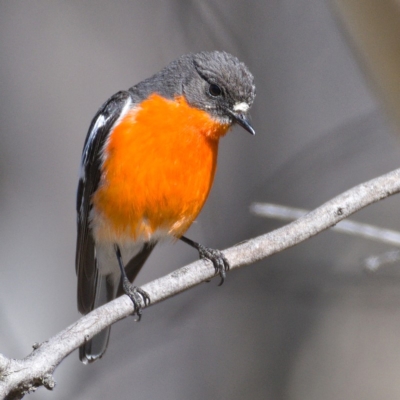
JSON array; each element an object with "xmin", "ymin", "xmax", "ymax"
[{"xmin": 92, "ymin": 94, "xmax": 230, "ymax": 242}]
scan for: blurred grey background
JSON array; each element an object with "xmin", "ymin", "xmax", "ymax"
[{"xmin": 1, "ymin": 1, "xmax": 400, "ymax": 399}]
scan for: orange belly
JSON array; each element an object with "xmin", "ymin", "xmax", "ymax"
[{"xmin": 92, "ymin": 94, "xmax": 230, "ymax": 242}]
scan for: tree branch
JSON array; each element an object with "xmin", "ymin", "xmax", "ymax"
[
  {"xmin": 250, "ymin": 203, "xmax": 400, "ymax": 246},
  {"xmin": 2, "ymin": 167, "xmax": 400, "ymax": 399}
]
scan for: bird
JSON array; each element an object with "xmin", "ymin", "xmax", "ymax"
[{"xmin": 76, "ymin": 50, "xmax": 256, "ymax": 364}]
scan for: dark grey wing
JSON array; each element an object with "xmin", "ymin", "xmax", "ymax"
[{"xmin": 76, "ymin": 90, "xmax": 133, "ymax": 314}]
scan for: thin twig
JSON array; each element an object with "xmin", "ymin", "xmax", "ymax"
[
  {"xmin": 251, "ymin": 202, "xmax": 400, "ymax": 271},
  {"xmin": 364, "ymin": 251, "xmax": 400, "ymax": 272},
  {"xmin": 250, "ymin": 203, "xmax": 400, "ymax": 246},
  {"xmin": 2, "ymin": 167, "xmax": 400, "ymax": 398}
]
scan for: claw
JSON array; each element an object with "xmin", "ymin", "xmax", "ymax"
[
  {"xmin": 197, "ymin": 244, "xmax": 230, "ymax": 285},
  {"xmin": 122, "ymin": 278, "xmax": 151, "ymax": 321}
]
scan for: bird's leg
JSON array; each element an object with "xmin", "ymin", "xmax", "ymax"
[
  {"xmin": 179, "ymin": 236, "xmax": 230, "ymax": 286},
  {"xmin": 114, "ymin": 244, "xmax": 150, "ymax": 321}
]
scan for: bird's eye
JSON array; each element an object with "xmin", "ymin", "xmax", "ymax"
[{"xmin": 208, "ymin": 83, "xmax": 222, "ymax": 97}]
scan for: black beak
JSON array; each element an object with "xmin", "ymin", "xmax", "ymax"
[{"xmin": 227, "ymin": 109, "xmax": 255, "ymax": 135}]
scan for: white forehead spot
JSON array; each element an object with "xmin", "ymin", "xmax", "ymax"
[{"xmin": 233, "ymin": 102, "xmax": 249, "ymax": 112}]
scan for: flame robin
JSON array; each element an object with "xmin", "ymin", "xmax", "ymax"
[{"xmin": 76, "ymin": 51, "xmax": 256, "ymax": 363}]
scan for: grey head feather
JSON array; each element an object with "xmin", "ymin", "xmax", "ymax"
[
  {"xmin": 189, "ymin": 51, "xmax": 255, "ymax": 111},
  {"xmin": 129, "ymin": 51, "xmax": 256, "ymax": 126}
]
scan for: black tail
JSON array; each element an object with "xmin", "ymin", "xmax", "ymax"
[
  {"xmin": 79, "ymin": 274, "xmax": 113, "ymax": 364},
  {"xmin": 79, "ymin": 242, "xmax": 156, "ymax": 363}
]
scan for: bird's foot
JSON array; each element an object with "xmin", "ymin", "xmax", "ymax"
[
  {"xmin": 122, "ymin": 278, "xmax": 150, "ymax": 321},
  {"xmin": 197, "ymin": 244, "xmax": 230, "ymax": 286}
]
